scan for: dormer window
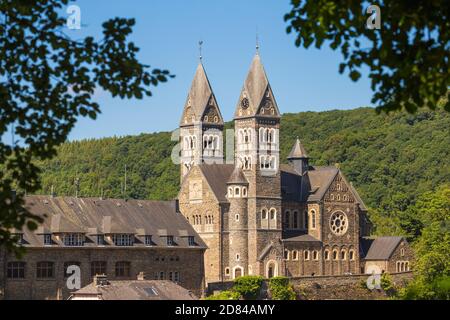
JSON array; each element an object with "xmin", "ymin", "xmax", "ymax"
[
  {"xmin": 44, "ymin": 234, "xmax": 52, "ymax": 246},
  {"xmin": 188, "ymin": 236, "xmax": 195, "ymax": 246},
  {"xmin": 112, "ymin": 234, "xmax": 134, "ymax": 246},
  {"xmin": 62, "ymin": 233, "xmax": 85, "ymax": 246},
  {"xmin": 97, "ymin": 235, "xmax": 105, "ymax": 245},
  {"xmin": 145, "ymin": 235, "xmax": 153, "ymax": 246},
  {"xmin": 166, "ymin": 236, "xmax": 174, "ymax": 246}
]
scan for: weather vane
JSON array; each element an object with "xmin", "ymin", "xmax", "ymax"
[{"xmin": 199, "ymin": 40, "xmax": 203, "ymax": 61}]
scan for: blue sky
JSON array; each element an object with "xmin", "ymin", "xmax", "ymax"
[{"xmin": 66, "ymin": 0, "xmax": 373, "ymax": 141}]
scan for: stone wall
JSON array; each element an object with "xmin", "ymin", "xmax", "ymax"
[
  {"xmin": 1, "ymin": 247, "xmax": 205, "ymax": 300},
  {"xmin": 206, "ymin": 272, "xmax": 414, "ymax": 300}
]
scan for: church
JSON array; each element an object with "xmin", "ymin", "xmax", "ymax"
[{"xmin": 177, "ymin": 51, "xmax": 413, "ymax": 284}]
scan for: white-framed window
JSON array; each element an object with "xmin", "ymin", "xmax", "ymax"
[
  {"xmin": 313, "ymin": 250, "xmax": 319, "ymax": 260},
  {"xmin": 324, "ymin": 250, "xmax": 330, "ymax": 260},
  {"xmin": 236, "ymin": 254, "xmax": 240, "ymax": 261},
  {"xmin": 235, "ymin": 214, "xmax": 240, "ymax": 221},
  {"xmin": 310, "ymin": 209, "xmax": 316, "ymax": 229},
  {"xmin": 112, "ymin": 234, "xmax": 134, "ymax": 246},
  {"xmin": 349, "ymin": 250, "xmax": 355, "ymax": 260},
  {"xmin": 304, "ymin": 250, "xmax": 310, "ymax": 261},
  {"xmin": 242, "ymin": 187, "xmax": 247, "ymax": 197},
  {"xmin": 400, "ymin": 248, "xmax": 405, "ymax": 257},
  {"xmin": 341, "ymin": 250, "xmax": 347, "ymax": 260},
  {"xmin": 284, "ymin": 250, "xmax": 290, "ymax": 260},
  {"xmin": 261, "ymin": 208, "xmax": 268, "ymax": 220},
  {"xmin": 43, "ymin": 234, "xmax": 52, "ymax": 245},
  {"xmin": 235, "ymin": 187, "xmax": 240, "ymax": 196},
  {"xmin": 228, "ymin": 187, "xmax": 234, "ymax": 197},
  {"xmin": 259, "ymin": 155, "xmax": 277, "ymax": 170},
  {"xmin": 270, "ymin": 208, "xmax": 277, "ymax": 220},
  {"xmin": 225, "ymin": 267, "xmax": 230, "ymax": 276},
  {"xmin": 333, "ymin": 250, "xmax": 339, "ymax": 260},
  {"xmin": 292, "ymin": 250, "xmax": 299, "ymax": 260},
  {"xmin": 62, "ymin": 233, "xmax": 85, "ymax": 247}
]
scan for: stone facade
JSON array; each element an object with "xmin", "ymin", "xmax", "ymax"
[
  {"xmin": 0, "ymin": 247, "xmax": 204, "ymax": 300},
  {"xmin": 177, "ymin": 53, "xmax": 414, "ymax": 284}
]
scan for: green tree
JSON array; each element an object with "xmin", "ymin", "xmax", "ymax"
[
  {"xmin": 284, "ymin": 1, "xmax": 449, "ymax": 113},
  {"xmin": 0, "ymin": 0, "xmax": 173, "ymax": 255}
]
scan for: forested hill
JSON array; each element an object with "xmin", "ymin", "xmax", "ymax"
[{"xmin": 36, "ymin": 107, "xmax": 449, "ymax": 214}]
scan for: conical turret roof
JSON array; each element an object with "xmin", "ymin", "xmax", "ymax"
[{"xmin": 288, "ymin": 138, "xmax": 309, "ymax": 159}]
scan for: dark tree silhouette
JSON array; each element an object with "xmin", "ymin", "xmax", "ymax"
[
  {"xmin": 285, "ymin": 0, "xmax": 449, "ymax": 113},
  {"xmin": 0, "ymin": 0, "xmax": 173, "ymax": 255}
]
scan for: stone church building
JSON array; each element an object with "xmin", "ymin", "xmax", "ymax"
[{"xmin": 177, "ymin": 52, "xmax": 413, "ymax": 284}]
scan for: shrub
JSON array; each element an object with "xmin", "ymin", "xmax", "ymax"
[
  {"xmin": 204, "ymin": 290, "xmax": 241, "ymax": 300},
  {"xmin": 380, "ymin": 273, "xmax": 397, "ymax": 296},
  {"xmin": 233, "ymin": 276, "xmax": 264, "ymax": 300},
  {"xmin": 268, "ymin": 276, "xmax": 296, "ymax": 300}
]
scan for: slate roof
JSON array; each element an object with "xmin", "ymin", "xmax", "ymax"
[
  {"xmin": 18, "ymin": 195, "xmax": 206, "ymax": 248},
  {"xmin": 282, "ymin": 230, "xmax": 321, "ymax": 243},
  {"xmin": 280, "ymin": 164, "xmax": 367, "ymax": 210},
  {"xmin": 70, "ymin": 280, "xmax": 197, "ymax": 300},
  {"xmin": 361, "ymin": 236, "xmax": 404, "ymax": 260},
  {"xmin": 227, "ymin": 166, "xmax": 248, "ymax": 185},
  {"xmin": 180, "ymin": 63, "xmax": 223, "ymax": 125},
  {"xmin": 234, "ymin": 54, "xmax": 280, "ymax": 118},
  {"xmin": 199, "ymin": 163, "xmax": 235, "ymax": 202}
]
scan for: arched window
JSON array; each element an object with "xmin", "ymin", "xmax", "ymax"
[
  {"xmin": 349, "ymin": 250, "xmax": 355, "ymax": 261},
  {"xmin": 310, "ymin": 209, "xmax": 316, "ymax": 229},
  {"xmin": 304, "ymin": 250, "xmax": 310, "ymax": 261},
  {"xmin": 304, "ymin": 211, "xmax": 308, "ymax": 229},
  {"xmin": 337, "ymin": 194, "xmax": 341, "ymax": 201},
  {"xmin": 284, "ymin": 250, "xmax": 289, "ymax": 260},
  {"xmin": 235, "ymin": 187, "xmax": 240, "ymax": 196},
  {"xmin": 228, "ymin": 187, "xmax": 233, "ymax": 197},
  {"xmin": 293, "ymin": 211, "xmax": 299, "ymax": 229},
  {"xmin": 270, "ymin": 208, "xmax": 276, "ymax": 220},
  {"xmin": 261, "ymin": 208, "xmax": 268, "ymax": 220},
  {"xmin": 340, "ymin": 250, "xmax": 347, "ymax": 260},
  {"xmin": 324, "ymin": 250, "xmax": 330, "ymax": 260},
  {"xmin": 292, "ymin": 250, "xmax": 298, "ymax": 260},
  {"xmin": 400, "ymin": 248, "xmax": 405, "ymax": 257},
  {"xmin": 242, "ymin": 187, "xmax": 247, "ymax": 197},
  {"xmin": 235, "ymin": 214, "xmax": 239, "ymax": 222},
  {"xmin": 313, "ymin": 250, "xmax": 319, "ymax": 260},
  {"xmin": 225, "ymin": 267, "xmax": 230, "ymax": 276},
  {"xmin": 284, "ymin": 210, "xmax": 291, "ymax": 229},
  {"xmin": 333, "ymin": 250, "xmax": 339, "ymax": 260}
]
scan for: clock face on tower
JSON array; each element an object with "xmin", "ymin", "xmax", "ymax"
[{"xmin": 241, "ymin": 98, "xmax": 249, "ymax": 109}]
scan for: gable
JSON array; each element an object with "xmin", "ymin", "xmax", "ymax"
[{"xmin": 256, "ymin": 87, "xmax": 280, "ymax": 117}]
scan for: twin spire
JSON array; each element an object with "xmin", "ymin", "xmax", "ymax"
[{"xmin": 180, "ymin": 51, "xmax": 280, "ymax": 126}]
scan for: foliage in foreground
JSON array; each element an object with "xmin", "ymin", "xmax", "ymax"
[
  {"xmin": 204, "ymin": 290, "xmax": 241, "ymax": 300},
  {"xmin": 232, "ymin": 276, "xmax": 264, "ymax": 300},
  {"xmin": 268, "ymin": 277, "xmax": 296, "ymax": 300},
  {"xmin": 0, "ymin": 0, "xmax": 172, "ymax": 255}
]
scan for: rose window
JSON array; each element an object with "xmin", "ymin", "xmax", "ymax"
[{"xmin": 329, "ymin": 211, "xmax": 348, "ymax": 235}]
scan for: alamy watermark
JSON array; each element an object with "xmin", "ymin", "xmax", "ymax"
[
  {"xmin": 66, "ymin": 5, "xmax": 81, "ymax": 30},
  {"xmin": 366, "ymin": 5, "xmax": 381, "ymax": 30}
]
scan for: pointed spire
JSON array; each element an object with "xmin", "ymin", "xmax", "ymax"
[
  {"xmin": 234, "ymin": 53, "xmax": 280, "ymax": 119},
  {"xmin": 227, "ymin": 167, "xmax": 248, "ymax": 185},
  {"xmin": 288, "ymin": 138, "xmax": 309, "ymax": 159},
  {"xmin": 180, "ymin": 62, "xmax": 223, "ymax": 126}
]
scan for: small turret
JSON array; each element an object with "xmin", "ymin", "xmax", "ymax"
[{"xmin": 287, "ymin": 138, "xmax": 309, "ymax": 175}]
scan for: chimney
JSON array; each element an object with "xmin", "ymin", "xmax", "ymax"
[
  {"xmin": 93, "ymin": 274, "xmax": 108, "ymax": 286},
  {"xmin": 137, "ymin": 272, "xmax": 146, "ymax": 281}
]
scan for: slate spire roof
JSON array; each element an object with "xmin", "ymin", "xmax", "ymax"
[
  {"xmin": 227, "ymin": 166, "xmax": 248, "ymax": 185},
  {"xmin": 180, "ymin": 62, "xmax": 223, "ymax": 126},
  {"xmin": 287, "ymin": 138, "xmax": 309, "ymax": 159},
  {"xmin": 234, "ymin": 53, "xmax": 280, "ymax": 118}
]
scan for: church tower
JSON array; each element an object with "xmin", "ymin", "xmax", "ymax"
[
  {"xmin": 233, "ymin": 52, "xmax": 284, "ymax": 277},
  {"xmin": 179, "ymin": 62, "xmax": 224, "ymax": 182}
]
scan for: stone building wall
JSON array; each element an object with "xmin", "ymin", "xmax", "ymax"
[{"xmin": 1, "ymin": 247, "xmax": 205, "ymax": 300}]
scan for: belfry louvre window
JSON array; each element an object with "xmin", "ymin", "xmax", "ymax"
[
  {"xmin": 7, "ymin": 262, "xmax": 26, "ymax": 279},
  {"xmin": 91, "ymin": 261, "xmax": 107, "ymax": 277},
  {"xmin": 115, "ymin": 261, "xmax": 131, "ymax": 277},
  {"xmin": 112, "ymin": 234, "xmax": 134, "ymax": 246},
  {"xmin": 36, "ymin": 261, "xmax": 54, "ymax": 279},
  {"xmin": 62, "ymin": 233, "xmax": 85, "ymax": 246}
]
